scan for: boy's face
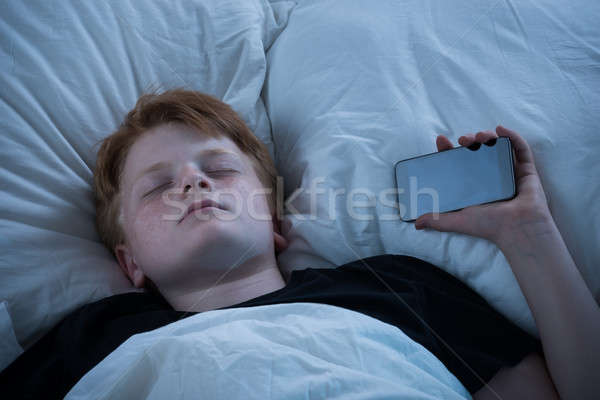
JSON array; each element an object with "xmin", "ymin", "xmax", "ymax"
[{"xmin": 115, "ymin": 123, "xmax": 285, "ymax": 293}]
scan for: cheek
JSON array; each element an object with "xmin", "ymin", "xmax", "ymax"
[
  {"xmin": 251, "ymin": 191, "xmax": 272, "ymax": 219},
  {"xmin": 131, "ymin": 202, "xmax": 172, "ymax": 245},
  {"xmin": 242, "ymin": 182, "xmax": 273, "ymax": 221},
  {"xmin": 217, "ymin": 183, "xmax": 263, "ymax": 220}
]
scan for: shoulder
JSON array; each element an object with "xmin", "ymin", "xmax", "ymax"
[
  {"xmin": 287, "ymin": 253, "xmax": 429, "ymax": 285},
  {"xmin": 298, "ymin": 253, "xmax": 429, "ymax": 275},
  {"xmin": 74, "ymin": 291, "xmax": 173, "ymax": 318},
  {"xmin": 287, "ymin": 253, "xmax": 464, "ymax": 293},
  {"xmin": 0, "ymin": 292, "xmax": 182, "ymax": 397}
]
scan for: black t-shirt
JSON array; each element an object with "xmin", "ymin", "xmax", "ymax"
[{"xmin": 0, "ymin": 254, "xmax": 540, "ymax": 398}]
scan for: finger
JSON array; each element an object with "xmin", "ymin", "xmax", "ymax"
[
  {"xmin": 458, "ymin": 133, "xmax": 475, "ymax": 147},
  {"xmin": 415, "ymin": 210, "xmax": 467, "ymax": 234},
  {"xmin": 436, "ymin": 135, "xmax": 454, "ymax": 152},
  {"xmin": 496, "ymin": 125, "xmax": 535, "ymax": 164},
  {"xmin": 475, "ymin": 130, "xmax": 498, "ymax": 144}
]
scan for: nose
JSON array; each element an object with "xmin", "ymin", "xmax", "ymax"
[{"xmin": 181, "ymin": 166, "xmax": 211, "ymax": 194}]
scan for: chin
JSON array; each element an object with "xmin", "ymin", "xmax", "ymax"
[{"xmin": 199, "ymin": 233, "xmax": 269, "ymax": 265}]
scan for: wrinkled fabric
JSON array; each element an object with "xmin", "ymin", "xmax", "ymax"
[
  {"xmin": 66, "ymin": 303, "xmax": 471, "ymax": 399},
  {"xmin": 0, "ymin": 0, "xmax": 295, "ymax": 356},
  {"xmin": 265, "ymin": 0, "xmax": 600, "ymax": 336},
  {"xmin": 0, "ymin": 302, "xmax": 22, "ymax": 371}
]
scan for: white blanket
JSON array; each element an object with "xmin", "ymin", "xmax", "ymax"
[{"xmin": 66, "ymin": 303, "xmax": 471, "ymax": 399}]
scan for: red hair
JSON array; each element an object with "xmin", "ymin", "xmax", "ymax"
[{"xmin": 92, "ymin": 88, "xmax": 279, "ymax": 285}]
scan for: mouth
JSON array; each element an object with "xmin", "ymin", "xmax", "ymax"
[{"xmin": 179, "ymin": 199, "xmax": 227, "ymax": 223}]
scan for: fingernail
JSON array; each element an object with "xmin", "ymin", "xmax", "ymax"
[{"xmin": 484, "ymin": 138, "xmax": 497, "ymax": 146}]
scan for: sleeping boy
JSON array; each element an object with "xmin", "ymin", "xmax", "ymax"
[{"xmin": 1, "ymin": 89, "xmax": 598, "ymax": 399}]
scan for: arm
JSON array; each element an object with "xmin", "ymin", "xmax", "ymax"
[
  {"xmin": 494, "ymin": 208, "xmax": 600, "ymax": 399},
  {"xmin": 415, "ymin": 126, "xmax": 600, "ymax": 400}
]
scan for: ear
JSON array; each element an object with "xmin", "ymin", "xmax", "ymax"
[
  {"xmin": 114, "ymin": 244, "xmax": 146, "ymax": 288},
  {"xmin": 272, "ymin": 214, "xmax": 289, "ymax": 255}
]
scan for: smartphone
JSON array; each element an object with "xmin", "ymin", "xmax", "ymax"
[{"xmin": 394, "ymin": 137, "xmax": 516, "ymax": 222}]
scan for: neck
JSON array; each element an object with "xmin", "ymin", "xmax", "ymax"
[{"xmin": 164, "ymin": 259, "xmax": 286, "ymax": 313}]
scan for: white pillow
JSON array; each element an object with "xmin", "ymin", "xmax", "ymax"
[
  {"xmin": 0, "ymin": 302, "xmax": 22, "ymax": 371},
  {"xmin": 265, "ymin": 0, "xmax": 600, "ymax": 335},
  {"xmin": 0, "ymin": 0, "xmax": 295, "ymax": 354}
]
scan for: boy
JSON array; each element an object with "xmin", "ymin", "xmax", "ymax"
[
  {"xmin": 2, "ymin": 89, "xmax": 598, "ymax": 399},
  {"xmin": 94, "ymin": 89, "xmax": 289, "ymax": 313}
]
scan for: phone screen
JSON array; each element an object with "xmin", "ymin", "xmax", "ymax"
[{"xmin": 394, "ymin": 137, "xmax": 515, "ymax": 221}]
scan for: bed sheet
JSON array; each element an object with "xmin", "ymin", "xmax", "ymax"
[
  {"xmin": 66, "ymin": 303, "xmax": 471, "ymax": 399},
  {"xmin": 0, "ymin": 0, "xmax": 295, "ymax": 368},
  {"xmin": 265, "ymin": 0, "xmax": 600, "ymax": 335}
]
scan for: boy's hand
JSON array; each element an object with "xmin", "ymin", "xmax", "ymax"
[{"xmin": 415, "ymin": 125, "xmax": 553, "ymax": 245}]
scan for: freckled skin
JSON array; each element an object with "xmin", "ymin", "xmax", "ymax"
[{"xmin": 116, "ymin": 122, "xmax": 278, "ymax": 295}]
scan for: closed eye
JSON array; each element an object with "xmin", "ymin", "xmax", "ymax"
[
  {"xmin": 208, "ymin": 169, "xmax": 239, "ymax": 175},
  {"xmin": 143, "ymin": 182, "xmax": 173, "ymax": 197}
]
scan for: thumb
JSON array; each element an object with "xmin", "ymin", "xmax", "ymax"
[{"xmin": 415, "ymin": 211, "xmax": 466, "ymax": 233}]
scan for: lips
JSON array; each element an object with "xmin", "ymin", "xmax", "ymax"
[{"xmin": 180, "ymin": 199, "xmax": 226, "ymax": 223}]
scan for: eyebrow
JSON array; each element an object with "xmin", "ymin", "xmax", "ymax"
[{"xmin": 133, "ymin": 148, "xmax": 239, "ymax": 185}]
